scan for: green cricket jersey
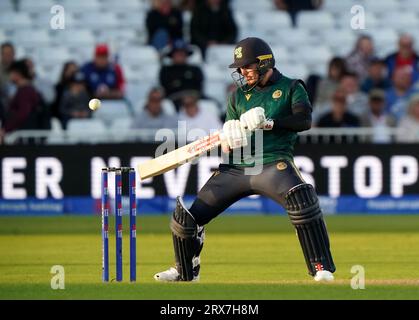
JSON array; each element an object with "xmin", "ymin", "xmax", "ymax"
[{"xmin": 225, "ymin": 70, "xmax": 311, "ymax": 166}]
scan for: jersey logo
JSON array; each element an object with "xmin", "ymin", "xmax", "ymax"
[
  {"xmin": 272, "ymin": 90, "xmax": 282, "ymax": 99},
  {"xmin": 234, "ymin": 47, "xmax": 243, "ymax": 59},
  {"xmin": 276, "ymin": 162, "xmax": 288, "ymax": 171},
  {"xmin": 245, "ymin": 94, "xmax": 251, "ymax": 101}
]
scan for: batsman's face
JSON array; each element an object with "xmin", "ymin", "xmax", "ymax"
[{"xmin": 240, "ymin": 63, "xmax": 259, "ymax": 85}]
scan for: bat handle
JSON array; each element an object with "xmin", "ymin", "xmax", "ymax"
[
  {"xmin": 261, "ymin": 119, "xmax": 274, "ymax": 130},
  {"xmin": 242, "ymin": 119, "xmax": 274, "ymax": 131}
]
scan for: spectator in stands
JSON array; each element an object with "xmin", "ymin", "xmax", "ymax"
[
  {"xmin": 385, "ymin": 34, "xmax": 419, "ymax": 83},
  {"xmin": 396, "ymin": 94, "xmax": 419, "ymax": 143},
  {"xmin": 274, "ymin": 0, "xmax": 323, "ymax": 26},
  {"xmin": 360, "ymin": 89, "xmax": 396, "ymax": 143},
  {"xmin": 146, "ymin": 0, "xmax": 184, "ymax": 51},
  {"xmin": 312, "ymin": 57, "xmax": 347, "ymax": 107},
  {"xmin": 51, "ymin": 61, "xmax": 79, "ymax": 122},
  {"xmin": 131, "ymin": 87, "xmax": 177, "ymax": 130},
  {"xmin": 345, "ymin": 35, "xmax": 376, "ymax": 82},
  {"xmin": 360, "ymin": 58, "xmax": 391, "ymax": 93},
  {"xmin": 0, "ymin": 60, "xmax": 43, "ymax": 140},
  {"xmin": 24, "ymin": 58, "xmax": 55, "ymax": 105},
  {"xmin": 385, "ymin": 66, "xmax": 417, "ymax": 122},
  {"xmin": 339, "ymin": 72, "xmax": 368, "ymax": 116},
  {"xmin": 0, "ymin": 42, "xmax": 16, "ymax": 105},
  {"xmin": 317, "ymin": 89, "xmax": 360, "ymax": 128},
  {"xmin": 178, "ymin": 94, "xmax": 222, "ymax": 139},
  {"xmin": 81, "ymin": 44, "xmax": 125, "ymax": 100},
  {"xmin": 159, "ymin": 39, "xmax": 204, "ymax": 109},
  {"xmin": 190, "ymin": 0, "xmax": 237, "ymax": 58},
  {"xmin": 59, "ymin": 72, "xmax": 91, "ymax": 129}
]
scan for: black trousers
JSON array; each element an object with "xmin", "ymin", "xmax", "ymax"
[{"xmin": 189, "ymin": 159, "xmax": 305, "ymax": 226}]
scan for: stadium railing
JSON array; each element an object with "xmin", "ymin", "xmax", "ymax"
[{"xmin": 3, "ymin": 127, "xmax": 403, "ymax": 145}]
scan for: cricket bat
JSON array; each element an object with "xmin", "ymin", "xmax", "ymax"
[{"xmin": 138, "ymin": 120, "xmax": 273, "ymax": 180}]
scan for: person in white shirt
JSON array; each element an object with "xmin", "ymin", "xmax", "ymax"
[
  {"xmin": 360, "ymin": 89, "xmax": 396, "ymax": 143},
  {"xmin": 396, "ymin": 94, "xmax": 419, "ymax": 143},
  {"xmin": 131, "ymin": 87, "xmax": 177, "ymax": 130}
]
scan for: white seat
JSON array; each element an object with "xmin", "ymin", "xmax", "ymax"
[
  {"xmin": 378, "ymin": 12, "xmax": 419, "ymax": 32},
  {"xmin": 35, "ymin": 46, "xmax": 72, "ymax": 65},
  {"xmin": 231, "ymin": 0, "xmax": 274, "ymax": 13},
  {"xmin": 275, "ymin": 29, "xmax": 313, "ymax": 48},
  {"xmin": 400, "ymin": 0, "xmax": 419, "ymax": 10},
  {"xmin": 66, "ymin": 118, "xmax": 107, "ymax": 143},
  {"xmin": 319, "ymin": 30, "xmax": 356, "ymax": 56},
  {"xmin": 0, "ymin": 30, "xmax": 6, "ymax": 43},
  {"xmin": 12, "ymin": 29, "xmax": 51, "ymax": 47},
  {"xmin": 20, "ymin": 0, "xmax": 55, "ymax": 13},
  {"xmin": 100, "ymin": 0, "xmax": 143, "ymax": 12},
  {"xmin": 364, "ymin": 29, "xmax": 398, "ymax": 52},
  {"xmin": 364, "ymin": 0, "xmax": 401, "ymax": 13},
  {"xmin": 204, "ymin": 81, "xmax": 227, "ymax": 107},
  {"xmin": 119, "ymin": 45, "xmax": 159, "ymax": 66},
  {"xmin": 252, "ymin": 11, "xmax": 292, "ymax": 30},
  {"xmin": 77, "ymin": 12, "xmax": 119, "ymax": 29},
  {"xmin": 296, "ymin": 11, "xmax": 335, "ymax": 29},
  {"xmin": 198, "ymin": 99, "xmax": 220, "ymax": 117},
  {"xmin": 162, "ymin": 99, "xmax": 176, "ymax": 116},
  {"xmin": 116, "ymin": 12, "xmax": 146, "ymax": 29},
  {"xmin": 206, "ymin": 45, "xmax": 236, "ymax": 68},
  {"xmin": 111, "ymin": 117, "xmax": 133, "ymax": 131},
  {"xmin": 0, "ymin": 0, "xmax": 13, "ymax": 11},
  {"xmin": 55, "ymin": 29, "xmax": 95, "ymax": 47},
  {"xmin": 96, "ymin": 29, "xmax": 138, "ymax": 46},
  {"xmin": 271, "ymin": 46, "xmax": 290, "ymax": 64},
  {"xmin": 277, "ymin": 63, "xmax": 309, "ymax": 81},
  {"xmin": 36, "ymin": 64, "xmax": 63, "ymax": 85},
  {"xmin": 233, "ymin": 11, "xmax": 249, "ymax": 31},
  {"xmin": 60, "ymin": 0, "xmax": 100, "ymax": 12},
  {"xmin": 323, "ymin": 0, "xmax": 358, "ymax": 13},
  {"xmin": 0, "ymin": 13, "xmax": 32, "ymax": 29},
  {"xmin": 67, "ymin": 118, "xmax": 106, "ymax": 132},
  {"xmin": 50, "ymin": 117, "xmax": 63, "ymax": 132},
  {"xmin": 188, "ymin": 45, "xmax": 204, "ymax": 65},
  {"xmin": 125, "ymin": 81, "xmax": 156, "ymax": 107},
  {"xmin": 292, "ymin": 46, "xmax": 332, "ymax": 67},
  {"xmin": 92, "ymin": 100, "xmax": 131, "ymax": 124},
  {"xmin": 203, "ymin": 64, "xmax": 231, "ymax": 82}
]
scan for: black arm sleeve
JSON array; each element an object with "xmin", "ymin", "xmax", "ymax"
[{"xmin": 273, "ymin": 102, "xmax": 312, "ymax": 132}]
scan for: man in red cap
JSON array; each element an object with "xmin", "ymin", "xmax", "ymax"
[{"xmin": 81, "ymin": 44, "xmax": 125, "ymax": 100}]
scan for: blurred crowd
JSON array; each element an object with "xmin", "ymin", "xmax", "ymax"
[{"xmin": 0, "ymin": 0, "xmax": 419, "ymax": 143}]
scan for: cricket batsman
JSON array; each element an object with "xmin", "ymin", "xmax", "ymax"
[{"xmin": 154, "ymin": 37, "xmax": 336, "ymax": 282}]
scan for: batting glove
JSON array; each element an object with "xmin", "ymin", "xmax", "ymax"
[
  {"xmin": 240, "ymin": 107, "xmax": 266, "ymax": 131},
  {"xmin": 222, "ymin": 120, "xmax": 248, "ymax": 149}
]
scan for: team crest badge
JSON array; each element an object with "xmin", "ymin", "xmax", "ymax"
[
  {"xmin": 276, "ymin": 162, "xmax": 287, "ymax": 170},
  {"xmin": 234, "ymin": 47, "xmax": 243, "ymax": 59},
  {"xmin": 272, "ymin": 90, "xmax": 282, "ymax": 99},
  {"xmin": 245, "ymin": 94, "xmax": 251, "ymax": 101}
]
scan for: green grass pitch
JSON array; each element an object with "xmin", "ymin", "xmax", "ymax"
[{"xmin": 0, "ymin": 214, "xmax": 419, "ymax": 299}]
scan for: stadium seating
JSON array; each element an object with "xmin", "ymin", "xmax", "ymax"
[
  {"xmin": 2, "ymin": 0, "xmax": 419, "ymax": 140},
  {"xmin": 296, "ymin": 11, "xmax": 335, "ymax": 29},
  {"xmin": 198, "ymin": 99, "xmax": 220, "ymax": 117},
  {"xmin": 66, "ymin": 118, "xmax": 107, "ymax": 143},
  {"xmin": 0, "ymin": 12, "xmax": 32, "ymax": 30},
  {"xmin": 206, "ymin": 45, "xmax": 236, "ymax": 68},
  {"xmin": 19, "ymin": 0, "xmax": 56, "ymax": 14},
  {"xmin": 92, "ymin": 100, "xmax": 132, "ymax": 125}
]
